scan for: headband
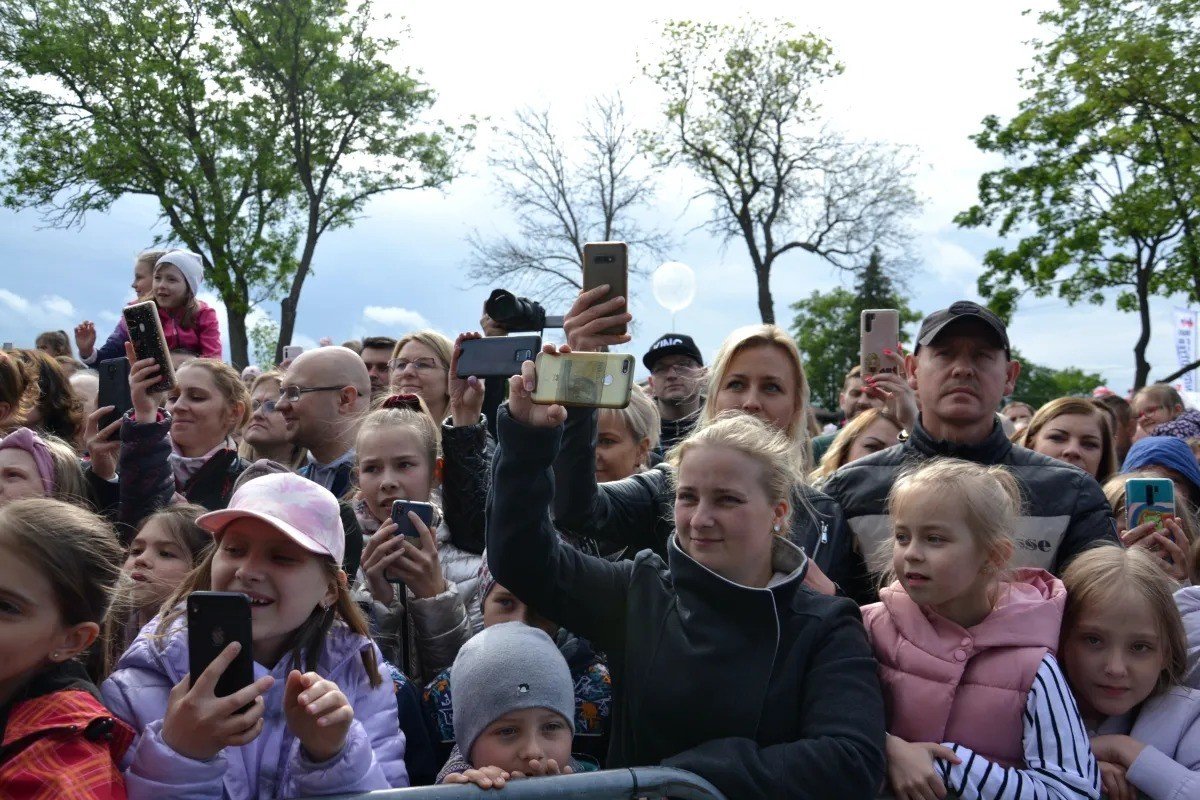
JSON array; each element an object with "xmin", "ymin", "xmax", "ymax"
[{"xmin": 0, "ymin": 427, "xmax": 57, "ymax": 496}]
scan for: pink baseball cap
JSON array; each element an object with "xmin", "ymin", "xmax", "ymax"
[{"xmin": 197, "ymin": 472, "xmax": 345, "ymax": 565}]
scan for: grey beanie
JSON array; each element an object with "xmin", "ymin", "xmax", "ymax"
[
  {"xmin": 451, "ymin": 622, "xmax": 575, "ymax": 761},
  {"xmin": 155, "ymin": 250, "xmax": 204, "ymax": 297}
]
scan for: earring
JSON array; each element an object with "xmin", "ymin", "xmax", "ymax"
[
  {"xmin": 772, "ymin": 524, "xmax": 781, "ymax": 533},
  {"xmin": 50, "ymin": 652, "xmax": 59, "ymax": 661}
]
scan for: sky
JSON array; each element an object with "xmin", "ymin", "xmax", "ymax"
[{"xmin": 0, "ymin": 0, "xmax": 1193, "ymax": 397}]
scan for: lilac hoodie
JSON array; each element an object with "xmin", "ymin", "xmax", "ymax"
[
  {"xmin": 1176, "ymin": 586, "xmax": 1200, "ymax": 691},
  {"xmin": 1095, "ymin": 686, "xmax": 1200, "ymax": 800},
  {"xmin": 101, "ymin": 615, "xmax": 407, "ymax": 799}
]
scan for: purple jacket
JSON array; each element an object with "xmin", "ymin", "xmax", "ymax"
[
  {"xmin": 101, "ymin": 614, "xmax": 407, "ymax": 799},
  {"xmin": 1177, "ymin": 586, "xmax": 1200, "ymax": 691},
  {"xmin": 1097, "ymin": 685, "xmax": 1200, "ymax": 800}
]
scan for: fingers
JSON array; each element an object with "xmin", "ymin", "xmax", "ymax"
[
  {"xmin": 925, "ymin": 743, "xmax": 962, "ymax": 765},
  {"xmin": 520, "ymin": 359, "xmax": 536, "ymax": 393},
  {"xmin": 1120, "ymin": 521, "xmax": 1157, "ymax": 547},
  {"xmin": 191, "ymin": 641, "xmax": 245, "ymax": 694},
  {"xmin": 216, "ymin": 674, "xmax": 274, "ymax": 715},
  {"xmin": 415, "ymin": 511, "xmax": 438, "ymax": 550}
]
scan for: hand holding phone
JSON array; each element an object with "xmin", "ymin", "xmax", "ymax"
[
  {"xmin": 531, "ymin": 350, "xmax": 634, "ymax": 409},
  {"xmin": 861, "ymin": 309, "xmax": 901, "ymax": 376},
  {"xmin": 97, "ymin": 357, "xmax": 134, "ymax": 430},
  {"xmin": 506, "ymin": 344, "xmax": 571, "ymax": 429},
  {"xmin": 123, "ymin": 300, "xmax": 177, "ymax": 393},
  {"xmin": 391, "ymin": 500, "xmax": 436, "ymax": 545},
  {"xmin": 581, "ymin": 242, "xmax": 629, "ymax": 337}
]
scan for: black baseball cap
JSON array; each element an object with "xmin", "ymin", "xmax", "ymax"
[
  {"xmin": 643, "ymin": 333, "xmax": 704, "ymax": 371},
  {"xmin": 915, "ymin": 301, "xmax": 1010, "ymax": 357}
]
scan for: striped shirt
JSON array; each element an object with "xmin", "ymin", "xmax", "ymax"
[{"xmin": 937, "ymin": 655, "xmax": 1100, "ymax": 800}]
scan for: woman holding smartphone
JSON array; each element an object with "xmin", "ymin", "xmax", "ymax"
[{"xmin": 486, "ymin": 347, "xmax": 886, "ymax": 799}]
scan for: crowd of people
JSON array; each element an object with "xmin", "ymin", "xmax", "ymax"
[{"xmin": 0, "ymin": 250, "xmax": 1197, "ymax": 800}]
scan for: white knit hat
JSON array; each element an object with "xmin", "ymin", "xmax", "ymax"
[{"xmin": 155, "ymin": 250, "xmax": 204, "ymax": 297}]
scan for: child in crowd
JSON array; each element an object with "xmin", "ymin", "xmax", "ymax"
[
  {"xmin": 438, "ymin": 622, "xmax": 579, "ymax": 788},
  {"xmin": 97, "ymin": 505, "xmax": 210, "ymax": 675},
  {"xmin": 1060, "ymin": 547, "xmax": 1200, "ymax": 800},
  {"xmin": 423, "ymin": 559, "xmax": 611, "ymax": 766},
  {"xmin": 863, "ymin": 458, "xmax": 1099, "ymax": 800},
  {"xmin": 0, "ymin": 427, "xmax": 88, "ymax": 507},
  {"xmin": 75, "ymin": 250, "xmax": 222, "ymax": 366},
  {"xmin": 0, "ymin": 498, "xmax": 133, "ymax": 798},
  {"xmin": 354, "ymin": 395, "xmax": 482, "ymax": 682},
  {"xmin": 1103, "ymin": 470, "xmax": 1194, "ymax": 583},
  {"xmin": 101, "ymin": 473, "xmax": 407, "ymax": 797}
]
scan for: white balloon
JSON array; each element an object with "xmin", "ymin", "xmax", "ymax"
[{"xmin": 652, "ymin": 261, "xmax": 696, "ymax": 313}]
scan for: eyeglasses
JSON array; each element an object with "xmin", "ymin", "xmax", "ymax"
[
  {"xmin": 251, "ymin": 399, "xmax": 278, "ymax": 414},
  {"xmin": 278, "ymin": 384, "xmax": 346, "ymax": 403},
  {"xmin": 651, "ymin": 360, "xmax": 700, "ymax": 377},
  {"xmin": 388, "ymin": 357, "xmax": 441, "ymax": 372},
  {"xmin": 1137, "ymin": 404, "xmax": 1162, "ymax": 420}
]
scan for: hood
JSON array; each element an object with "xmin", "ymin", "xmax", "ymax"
[
  {"xmin": 115, "ymin": 606, "xmax": 377, "ymax": 684},
  {"xmin": 880, "ymin": 568, "xmax": 1065, "ymax": 656},
  {"xmin": 667, "ymin": 532, "xmax": 809, "ymax": 608}
]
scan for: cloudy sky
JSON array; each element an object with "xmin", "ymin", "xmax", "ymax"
[{"xmin": 0, "ymin": 0, "xmax": 1191, "ymax": 396}]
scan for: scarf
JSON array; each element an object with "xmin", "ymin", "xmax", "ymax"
[{"xmin": 168, "ymin": 435, "xmax": 234, "ymax": 489}]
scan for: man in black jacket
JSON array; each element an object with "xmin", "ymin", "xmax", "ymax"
[{"xmin": 822, "ymin": 301, "xmax": 1119, "ymax": 604}]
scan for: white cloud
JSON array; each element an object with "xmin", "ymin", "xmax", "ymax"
[
  {"xmin": 0, "ymin": 289, "xmax": 77, "ymax": 321},
  {"xmin": 362, "ymin": 305, "xmax": 430, "ymax": 331},
  {"xmin": 924, "ymin": 238, "xmax": 983, "ymax": 284},
  {"xmin": 0, "ymin": 289, "xmax": 31, "ymax": 314},
  {"xmin": 42, "ymin": 295, "xmax": 75, "ymax": 317}
]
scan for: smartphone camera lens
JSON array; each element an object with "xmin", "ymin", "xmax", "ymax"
[
  {"xmin": 864, "ymin": 313, "xmax": 875, "ymax": 333},
  {"xmin": 595, "ymin": 255, "xmax": 615, "ymax": 264},
  {"xmin": 516, "ymin": 349, "xmax": 532, "ymax": 360},
  {"xmin": 621, "ymin": 361, "xmax": 629, "ymax": 374}
]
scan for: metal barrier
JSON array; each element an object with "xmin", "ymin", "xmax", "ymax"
[{"xmin": 316, "ymin": 767, "xmax": 727, "ymax": 800}]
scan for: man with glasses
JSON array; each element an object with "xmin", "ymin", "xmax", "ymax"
[
  {"xmin": 643, "ymin": 333, "xmax": 706, "ymax": 454},
  {"xmin": 276, "ymin": 346, "xmax": 371, "ymax": 497}
]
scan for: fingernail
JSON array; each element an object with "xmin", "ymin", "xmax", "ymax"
[
  {"xmin": 307, "ymin": 703, "xmax": 318, "ymax": 713},
  {"xmin": 884, "ymin": 348, "xmax": 892, "ymax": 355}
]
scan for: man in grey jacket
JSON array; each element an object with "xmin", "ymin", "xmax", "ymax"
[{"xmin": 822, "ymin": 301, "xmax": 1119, "ymax": 604}]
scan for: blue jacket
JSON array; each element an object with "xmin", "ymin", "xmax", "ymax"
[{"xmin": 101, "ymin": 615, "xmax": 407, "ymax": 798}]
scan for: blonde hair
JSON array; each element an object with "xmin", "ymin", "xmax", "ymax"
[
  {"xmin": 355, "ymin": 394, "xmax": 442, "ymax": 474},
  {"xmin": 1133, "ymin": 383, "xmax": 1185, "ymax": 418},
  {"xmin": 881, "ymin": 458, "xmax": 1022, "ymax": 580},
  {"xmin": 1103, "ymin": 469, "xmax": 1199, "ymax": 547},
  {"xmin": 1061, "ymin": 546, "xmax": 1188, "ymax": 695},
  {"xmin": 1020, "ymin": 397, "xmax": 1117, "ymax": 481},
  {"xmin": 237, "ymin": 371, "xmax": 307, "ymax": 470},
  {"xmin": 598, "ymin": 384, "xmax": 660, "ymax": 461},
  {"xmin": 40, "ymin": 432, "xmax": 88, "ymax": 506},
  {"xmin": 702, "ymin": 324, "xmax": 810, "ymax": 467},
  {"xmin": 176, "ymin": 359, "xmax": 251, "ymax": 433},
  {"xmin": 810, "ymin": 408, "xmax": 902, "ymax": 483},
  {"xmin": 667, "ymin": 411, "xmax": 801, "ymax": 531}
]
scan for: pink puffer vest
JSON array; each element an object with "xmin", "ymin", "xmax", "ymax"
[{"xmin": 862, "ymin": 568, "xmax": 1065, "ymax": 767}]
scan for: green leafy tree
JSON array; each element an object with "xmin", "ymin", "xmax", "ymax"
[
  {"xmin": 1010, "ymin": 348, "xmax": 1105, "ymax": 409},
  {"xmin": 0, "ymin": 0, "xmax": 466, "ymax": 367},
  {"xmin": 643, "ymin": 19, "xmax": 920, "ymax": 325},
  {"xmin": 249, "ymin": 318, "xmax": 281, "ymax": 371},
  {"xmin": 789, "ymin": 250, "xmax": 921, "ymax": 410},
  {"xmin": 956, "ymin": 0, "xmax": 1200, "ymax": 389}
]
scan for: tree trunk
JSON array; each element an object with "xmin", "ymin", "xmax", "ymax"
[
  {"xmin": 225, "ymin": 306, "xmax": 250, "ymax": 370},
  {"xmin": 1133, "ymin": 273, "xmax": 1153, "ymax": 390},
  {"xmin": 276, "ymin": 217, "xmax": 320, "ymax": 362},
  {"xmin": 755, "ymin": 263, "xmax": 775, "ymax": 324}
]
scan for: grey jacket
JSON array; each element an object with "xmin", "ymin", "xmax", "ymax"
[{"xmin": 1176, "ymin": 586, "xmax": 1200, "ymax": 691}]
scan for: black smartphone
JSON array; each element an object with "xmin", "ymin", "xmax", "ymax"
[
  {"xmin": 391, "ymin": 500, "xmax": 436, "ymax": 546},
  {"xmin": 187, "ymin": 591, "xmax": 254, "ymax": 706},
  {"xmin": 582, "ymin": 242, "xmax": 629, "ymax": 336},
  {"xmin": 97, "ymin": 357, "xmax": 134, "ymax": 431},
  {"xmin": 454, "ymin": 335, "xmax": 542, "ymax": 379},
  {"xmin": 123, "ymin": 300, "xmax": 177, "ymax": 394}
]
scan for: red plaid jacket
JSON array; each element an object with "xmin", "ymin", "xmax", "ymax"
[{"xmin": 0, "ymin": 688, "xmax": 134, "ymax": 799}]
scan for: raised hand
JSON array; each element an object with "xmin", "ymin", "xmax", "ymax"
[
  {"xmin": 562, "ymin": 286, "xmax": 631, "ymax": 352},
  {"xmin": 83, "ymin": 405, "xmax": 122, "ymax": 480},
  {"xmin": 125, "ymin": 341, "xmax": 162, "ymax": 424},
  {"xmin": 161, "ymin": 642, "xmax": 275, "ymax": 760},
  {"xmin": 75, "ymin": 321, "xmax": 97, "ymax": 359},
  {"xmin": 284, "ymin": 670, "xmax": 353, "ymax": 763},
  {"xmin": 863, "ymin": 345, "xmax": 918, "ymax": 432},
  {"xmin": 449, "ymin": 331, "xmax": 486, "ymax": 427},
  {"xmin": 1121, "ymin": 518, "xmax": 1189, "ymax": 582},
  {"xmin": 506, "ymin": 344, "xmax": 569, "ymax": 429}
]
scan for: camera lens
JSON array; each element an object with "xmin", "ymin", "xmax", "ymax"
[
  {"xmin": 596, "ymin": 255, "xmax": 615, "ymax": 264},
  {"xmin": 621, "ymin": 361, "xmax": 629, "ymax": 374}
]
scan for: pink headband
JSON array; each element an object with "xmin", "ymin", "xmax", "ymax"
[{"xmin": 0, "ymin": 427, "xmax": 57, "ymax": 496}]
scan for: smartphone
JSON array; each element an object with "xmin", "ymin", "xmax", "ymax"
[
  {"xmin": 283, "ymin": 345, "xmax": 304, "ymax": 361},
  {"xmin": 391, "ymin": 500, "xmax": 436, "ymax": 547},
  {"xmin": 97, "ymin": 357, "xmax": 133, "ymax": 430},
  {"xmin": 532, "ymin": 351, "xmax": 634, "ymax": 409},
  {"xmin": 1127, "ymin": 478, "xmax": 1175, "ymax": 533},
  {"xmin": 187, "ymin": 591, "xmax": 254, "ymax": 706},
  {"xmin": 1, "ymin": 342, "xmax": 11, "ymax": 350},
  {"xmin": 860, "ymin": 309, "xmax": 900, "ymax": 376},
  {"xmin": 123, "ymin": 301, "xmax": 177, "ymax": 393},
  {"xmin": 582, "ymin": 242, "xmax": 629, "ymax": 336},
  {"xmin": 455, "ymin": 335, "xmax": 542, "ymax": 379}
]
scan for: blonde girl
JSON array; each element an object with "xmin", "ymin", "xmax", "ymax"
[
  {"xmin": 810, "ymin": 408, "xmax": 903, "ymax": 485},
  {"xmin": 101, "ymin": 473, "xmax": 407, "ymax": 797},
  {"xmin": 1060, "ymin": 547, "xmax": 1199, "ymax": 800},
  {"xmin": 862, "ymin": 458, "xmax": 1098, "ymax": 800}
]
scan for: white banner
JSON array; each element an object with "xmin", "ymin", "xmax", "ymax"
[{"xmin": 1173, "ymin": 307, "xmax": 1198, "ymax": 392}]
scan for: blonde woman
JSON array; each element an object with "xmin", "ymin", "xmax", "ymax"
[
  {"xmin": 810, "ymin": 408, "xmax": 903, "ymax": 486},
  {"xmin": 1019, "ymin": 397, "xmax": 1117, "ymax": 482}
]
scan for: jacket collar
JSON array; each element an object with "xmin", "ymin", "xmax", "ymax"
[
  {"xmin": 907, "ymin": 416, "xmax": 1012, "ymax": 463},
  {"xmin": 666, "ymin": 533, "xmax": 809, "ymax": 611}
]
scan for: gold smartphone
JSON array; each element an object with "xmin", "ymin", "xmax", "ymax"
[{"xmin": 531, "ymin": 351, "xmax": 635, "ymax": 409}]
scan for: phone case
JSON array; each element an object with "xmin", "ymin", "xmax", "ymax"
[
  {"xmin": 860, "ymin": 309, "xmax": 901, "ymax": 376},
  {"xmin": 1126, "ymin": 478, "xmax": 1175, "ymax": 532},
  {"xmin": 123, "ymin": 301, "xmax": 177, "ymax": 393},
  {"xmin": 455, "ymin": 335, "xmax": 542, "ymax": 379},
  {"xmin": 582, "ymin": 242, "xmax": 629, "ymax": 336},
  {"xmin": 187, "ymin": 591, "xmax": 254, "ymax": 702},
  {"xmin": 391, "ymin": 500, "xmax": 436, "ymax": 545},
  {"xmin": 532, "ymin": 352, "xmax": 635, "ymax": 409},
  {"xmin": 283, "ymin": 345, "xmax": 304, "ymax": 360},
  {"xmin": 97, "ymin": 357, "xmax": 133, "ymax": 430}
]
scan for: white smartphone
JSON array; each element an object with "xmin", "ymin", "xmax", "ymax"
[
  {"xmin": 283, "ymin": 345, "xmax": 304, "ymax": 361},
  {"xmin": 860, "ymin": 309, "xmax": 900, "ymax": 375}
]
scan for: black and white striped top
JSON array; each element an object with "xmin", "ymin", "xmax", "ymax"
[{"xmin": 936, "ymin": 654, "xmax": 1101, "ymax": 800}]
